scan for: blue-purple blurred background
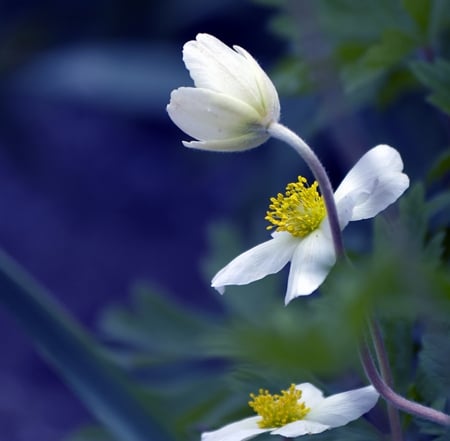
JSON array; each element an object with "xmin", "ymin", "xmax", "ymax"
[{"xmin": 0, "ymin": 1, "xmax": 448, "ymax": 440}]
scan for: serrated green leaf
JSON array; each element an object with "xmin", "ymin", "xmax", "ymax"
[
  {"xmin": 423, "ymin": 231, "xmax": 446, "ymax": 263},
  {"xmin": 363, "ymin": 29, "xmax": 416, "ymax": 68},
  {"xmin": 336, "ymin": 42, "xmax": 371, "ymax": 63},
  {"xmin": 341, "ymin": 63, "xmax": 385, "ymax": 95},
  {"xmin": 401, "ymin": 0, "xmax": 432, "ymax": 36},
  {"xmin": 410, "ymin": 58, "xmax": 450, "ymax": 114},
  {"xmin": 272, "ymin": 56, "xmax": 312, "ymax": 95},
  {"xmin": 426, "ymin": 148, "xmax": 450, "ymax": 184},
  {"xmin": 381, "ymin": 319, "xmax": 414, "ymax": 393},
  {"xmin": 317, "ymin": 0, "xmax": 408, "ymax": 41},
  {"xmin": 419, "ymin": 323, "xmax": 450, "ymax": 393},
  {"xmin": 426, "ymin": 190, "xmax": 450, "ymax": 222},
  {"xmin": 399, "ymin": 183, "xmax": 428, "ymax": 244},
  {"xmin": 202, "ymin": 223, "xmax": 285, "ymax": 322},
  {"xmin": 341, "ymin": 29, "xmax": 416, "ymax": 94},
  {"xmin": 267, "ymin": 12, "xmax": 298, "ymax": 41},
  {"xmin": 98, "ymin": 283, "xmax": 217, "ymax": 360},
  {"xmin": 376, "ymin": 68, "xmax": 418, "ymax": 106},
  {"xmin": 429, "ymin": 0, "xmax": 450, "ymax": 42}
]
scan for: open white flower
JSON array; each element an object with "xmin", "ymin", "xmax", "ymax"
[
  {"xmin": 167, "ymin": 33, "xmax": 280, "ymax": 151},
  {"xmin": 202, "ymin": 383, "xmax": 379, "ymax": 441},
  {"xmin": 212, "ymin": 144, "xmax": 409, "ymax": 304}
]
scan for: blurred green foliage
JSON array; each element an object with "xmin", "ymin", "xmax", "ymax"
[
  {"xmin": 256, "ymin": 0, "xmax": 450, "ymax": 118},
  {"xmin": 64, "ymin": 1, "xmax": 450, "ymax": 440},
  {"xmin": 64, "ymin": 170, "xmax": 450, "ymax": 440}
]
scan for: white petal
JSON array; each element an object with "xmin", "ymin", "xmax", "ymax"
[
  {"xmin": 182, "ymin": 132, "xmax": 270, "ymax": 152},
  {"xmin": 334, "ymin": 193, "xmax": 358, "ymax": 231},
  {"xmin": 351, "ymin": 172, "xmax": 409, "ymax": 220},
  {"xmin": 183, "ymin": 34, "xmax": 273, "ymax": 116},
  {"xmin": 296, "ymin": 383, "xmax": 325, "ymax": 408},
  {"xmin": 306, "ymin": 386, "xmax": 379, "ymax": 428},
  {"xmin": 167, "ymin": 87, "xmax": 262, "ymax": 141},
  {"xmin": 233, "ymin": 45, "xmax": 280, "ymax": 122},
  {"xmin": 271, "ymin": 420, "xmax": 330, "ymax": 437},
  {"xmin": 201, "ymin": 416, "xmax": 269, "ymax": 441},
  {"xmin": 284, "ymin": 230, "xmax": 336, "ymax": 303},
  {"xmin": 211, "ymin": 232, "xmax": 298, "ymax": 293},
  {"xmin": 334, "ymin": 145, "xmax": 409, "ymax": 221}
]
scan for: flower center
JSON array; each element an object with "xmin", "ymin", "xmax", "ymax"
[
  {"xmin": 265, "ymin": 177, "xmax": 326, "ymax": 238},
  {"xmin": 248, "ymin": 384, "xmax": 310, "ymax": 428}
]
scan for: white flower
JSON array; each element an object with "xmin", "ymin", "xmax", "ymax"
[
  {"xmin": 202, "ymin": 383, "xmax": 379, "ymax": 441},
  {"xmin": 212, "ymin": 144, "xmax": 409, "ymax": 304},
  {"xmin": 166, "ymin": 33, "xmax": 280, "ymax": 151}
]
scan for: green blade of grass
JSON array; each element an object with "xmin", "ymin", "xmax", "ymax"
[{"xmin": 0, "ymin": 249, "xmax": 171, "ymax": 441}]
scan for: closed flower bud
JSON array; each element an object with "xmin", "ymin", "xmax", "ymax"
[{"xmin": 167, "ymin": 33, "xmax": 280, "ymax": 151}]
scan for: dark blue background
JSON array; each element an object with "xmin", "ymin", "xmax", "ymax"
[{"xmin": 0, "ymin": 1, "xmax": 447, "ymax": 440}]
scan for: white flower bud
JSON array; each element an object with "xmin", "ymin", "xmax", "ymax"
[{"xmin": 167, "ymin": 33, "xmax": 280, "ymax": 151}]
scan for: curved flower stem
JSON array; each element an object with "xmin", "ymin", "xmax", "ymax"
[
  {"xmin": 367, "ymin": 319, "xmax": 403, "ymax": 441},
  {"xmin": 268, "ymin": 122, "xmax": 345, "ymax": 259},
  {"xmin": 360, "ymin": 340, "xmax": 450, "ymax": 427}
]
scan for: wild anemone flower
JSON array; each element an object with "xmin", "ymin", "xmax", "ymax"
[
  {"xmin": 202, "ymin": 383, "xmax": 379, "ymax": 441},
  {"xmin": 166, "ymin": 33, "xmax": 280, "ymax": 151},
  {"xmin": 212, "ymin": 145, "xmax": 409, "ymax": 304}
]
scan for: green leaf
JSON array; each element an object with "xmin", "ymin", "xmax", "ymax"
[
  {"xmin": 362, "ymin": 29, "xmax": 416, "ymax": 68},
  {"xmin": 376, "ymin": 68, "xmax": 418, "ymax": 106},
  {"xmin": 423, "ymin": 231, "xmax": 446, "ymax": 263},
  {"xmin": 427, "ymin": 191, "xmax": 450, "ymax": 219},
  {"xmin": 419, "ymin": 323, "xmax": 450, "ymax": 392},
  {"xmin": 410, "ymin": 58, "xmax": 450, "ymax": 114},
  {"xmin": 0, "ymin": 250, "xmax": 171, "ymax": 441},
  {"xmin": 341, "ymin": 29, "xmax": 416, "ymax": 94},
  {"xmin": 202, "ymin": 223, "xmax": 283, "ymax": 323},
  {"xmin": 272, "ymin": 56, "xmax": 312, "ymax": 95},
  {"xmin": 426, "ymin": 148, "xmax": 450, "ymax": 184},
  {"xmin": 317, "ymin": 0, "xmax": 408, "ymax": 41},
  {"xmin": 99, "ymin": 283, "xmax": 217, "ymax": 362},
  {"xmin": 381, "ymin": 319, "xmax": 415, "ymax": 393},
  {"xmin": 398, "ymin": 182, "xmax": 428, "ymax": 245},
  {"xmin": 65, "ymin": 426, "xmax": 114, "ymax": 441},
  {"xmin": 341, "ymin": 61, "xmax": 385, "ymax": 95},
  {"xmin": 402, "ymin": 0, "xmax": 432, "ymax": 36},
  {"xmin": 429, "ymin": 0, "xmax": 450, "ymax": 43}
]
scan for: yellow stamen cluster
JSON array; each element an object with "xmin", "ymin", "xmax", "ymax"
[
  {"xmin": 265, "ymin": 177, "xmax": 326, "ymax": 238},
  {"xmin": 248, "ymin": 384, "xmax": 310, "ymax": 428}
]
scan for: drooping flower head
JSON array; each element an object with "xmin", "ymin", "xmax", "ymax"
[
  {"xmin": 202, "ymin": 383, "xmax": 379, "ymax": 441},
  {"xmin": 212, "ymin": 145, "xmax": 410, "ymax": 304},
  {"xmin": 167, "ymin": 33, "xmax": 280, "ymax": 151}
]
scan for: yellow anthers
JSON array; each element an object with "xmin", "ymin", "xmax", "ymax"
[
  {"xmin": 265, "ymin": 176, "xmax": 326, "ymax": 238},
  {"xmin": 248, "ymin": 384, "xmax": 310, "ymax": 429}
]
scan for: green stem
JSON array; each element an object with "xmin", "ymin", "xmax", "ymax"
[{"xmin": 0, "ymin": 249, "xmax": 171, "ymax": 441}]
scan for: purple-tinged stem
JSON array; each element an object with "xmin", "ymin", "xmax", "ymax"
[
  {"xmin": 268, "ymin": 122, "xmax": 345, "ymax": 259},
  {"xmin": 368, "ymin": 319, "xmax": 403, "ymax": 441},
  {"xmin": 360, "ymin": 341, "xmax": 450, "ymax": 427}
]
